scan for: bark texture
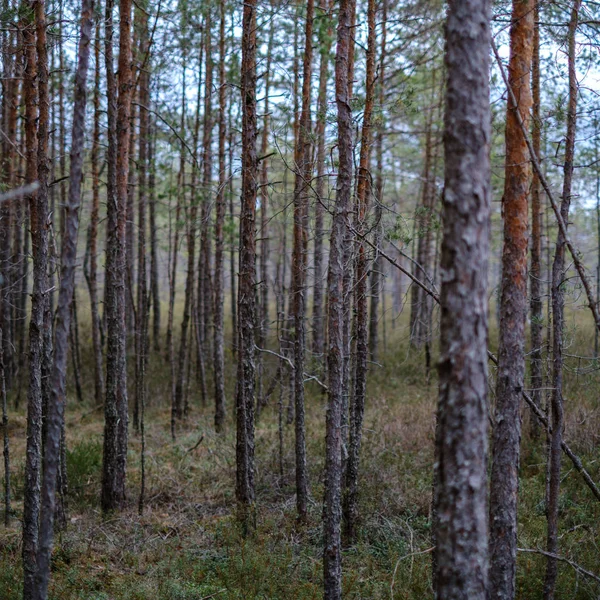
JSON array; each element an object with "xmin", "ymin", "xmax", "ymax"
[
  {"xmin": 236, "ymin": 0, "xmax": 258, "ymax": 532},
  {"xmin": 33, "ymin": 1, "xmax": 94, "ymax": 596},
  {"xmin": 102, "ymin": 0, "xmax": 132, "ymax": 512},
  {"xmin": 433, "ymin": 1, "xmax": 491, "ymax": 597},
  {"xmin": 489, "ymin": 1, "xmax": 534, "ymax": 597},
  {"xmin": 323, "ymin": 0, "xmax": 353, "ymax": 593}
]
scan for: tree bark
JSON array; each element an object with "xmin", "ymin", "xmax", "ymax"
[
  {"xmin": 311, "ymin": 0, "xmax": 333, "ymax": 361},
  {"xmin": 33, "ymin": 1, "xmax": 94, "ymax": 595},
  {"xmin": 543, "ymin": 3, "xmax": 581, "ymax": 598},
  {"xmin": 433, "ymin": 1, "xmax": 491, "ymax": 596},
  {"xmin": 291, "ymin": 0, "xmax": 314, "ymax": 526},
  {"xmin": 213, "ymin": 0, "xmax": 227, "ymax": 432},
  {"xmin": 489, "ymin": 0, "xmax": 534, "ymax": 597},
  {"xmin": 323, "ymin": 0, "xmax": 353, "ymax": 593},
  {"xmin": 102, "ymin": 0, "xmax": 132, "ymax": 513},
  {"xmin": 343, "ymin": 0, "xmax": 376, "ymax": 545},
  {"xmin": 529, "ymin": 0, "xmax": 543, "ymax": 440},
  {"xmin": 86, "ymin": 18, "xmax": 105, "ymax": 407},
  {"xmin": 236, "ymin": 0, "xmax": 258, "ymax": 532},
  {"xmin": 1, "ymin": 329, "xmax": 10, "ymax": 526},
  {"xmin": 21, "ymin": 0, "xmax": 46, "ymax": 594},
  {"xmin": 368, "ymin": 0, "xmax": 387, "ymax": 364}
]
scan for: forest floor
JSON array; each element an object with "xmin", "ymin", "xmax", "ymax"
[{"xmin": 1, "ymin": 317, "xmax": 600, "ymax": 599}]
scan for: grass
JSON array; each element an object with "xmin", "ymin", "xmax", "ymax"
[{"xmin": 1, "ymin": 311, "xmax": 600, "ymax": 598}]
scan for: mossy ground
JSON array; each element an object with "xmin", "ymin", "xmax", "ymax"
[{"xmin": 1, "ymin": 311, "xmax": 600, "ymax": 599}]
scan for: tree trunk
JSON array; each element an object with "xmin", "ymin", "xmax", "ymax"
[
  {"xmin": 343, "ymin": 0, "xmax": 376, "ymax": 545},
  {"xmin": 291, "ymin": 0, "xmax": 314, "ymax": 526},
  {"xmin": 1, "ymin": 329, "xmax": 10, "ymax": 526},
  {"xmin": 529, "ymin": 0, "xmax": 543, "ymax": 440},
  {"xmin": 33, "ymin": 1, "xmax": 93, "ymax": 595},
  {"xmin": 311, "ymin": 0, "xmax": 333, "ymax": 361},
  {"xmin": 175, "ymin": 40, "xmax": 203, "ymax": 423},
  {"xmin": 489, "ymin": 0, "xmax": 534, "ymax": 597},
  {"xmin": 433, "ymin": 2, "xmax": 491, "ymax": 597},
  {"xmin": 213, "ymin": 0, "xmax": 227, "ymax": 432},
  {"xmin": 198, "ymin": 13, "xmax": 214, "ymax": 365},
  {"xmin": 168, "ymin": 62, "xmax": 186, "ymax": 439},
  {"xmin": 543, "ymin": 3, "xmax": 581, "ymax": 598},
  {"xmin": 149, "ymin": 124, "xmax": 161, "ymax": 352},
  {"xmin": 21, "ymin": 0, "xmax": 46, "ymax": 593},
  {"xmin": 102, "ymin": 0, "xmax": 132, "ymax": 513},
  {"xmin": 87, "ymin": 19, "xmax": 105, "ymax": 407},
  {"xmin": 368, "ymin": 0, "xmax": 387, "ymax": 364},
  {"xmin": 323, "ymin": 0, "xmax": 353, "ymax": 593},
  {"xmin": 236, "ymin": 0, "xmax": 258, "ymax": 532}
]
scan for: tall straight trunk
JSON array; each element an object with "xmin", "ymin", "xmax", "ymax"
[
  {"xmin": 323, "ymin": 0, "xmax": 353, "ymax": 593},
  {"xmin": 135, "ymin": 0, "xmax": 150, "ymax": 513},
  {"xmin": 433, "ymin": 1, "xmax": 491, "ymax": 597},
  {"xmin": 343, "ymin": 0, "xmax": 376, "ymax": 545},
  {"xmin": 198, "ymin": 14, "xmax": 214, "ymax": 360},
  {"xmin": 339, "ymin": 0, "xmax": 356, "ymax": 463},
  {"xmin": 168, "ymin": 62, "xmax": 186, "ymax": 437},
  {"xmin": 228, "ymin": 90, "xmax": 237, "ymax": 357},
  {"xmin": 0, "ymin": 27, "xmax": 16, "ymax": 388},
  {"xmin": 134, "ymin": 0, "xmax": 150, "ymax": 434},
  {"xmin": 489, "ymin": 0, "xmax": 534, "ymax": 597},
  {"xmin": 256, "ymin": 15, "xmax": 274, "ymax": 411},
  {"xmin": 102, "ymin": 0, "xmax": 132, "ymax": 513},
  {"xmin": 175, "ymin": 44, "xmax": 203, "ymax": 422},
  {"xmin": 1, "ymin": 329, "xmax": 9, "ymax": 526},
  {"xmin": 3, "ymin": 35, "xmax": 19, "ymax": 389},
  {"xmin": 21, "ymin": 0, "xmax": 46, "ymax": 594},
  {"xmin": 291, "ymin": 0, "xmax": 314, "ymax": 525},
  {"xmin": 529, "ymin": 0, "xmax": 543, "ymax": 439},
  {"xmin": 213, "ymin": 0, "xmax": 227, "ymax": 432},
  {"xmin": 87, "ymin": 18, "xmax": 105, "ymax": 407},
  {"xmin": 33, "ymin": 1, "xmax": 93, "ymax": 596},
  {"xmin": 236, "ymin": 0, "xmax": 258, "ymax": 532},
  {"xmin": 312, "ymin": 0, "xmax": 333, "ymax": 360},
  {"xmin": 149, "ymin": 124, "xmax": 161, "ymax": 352},
  {"xmin": 368, "ymin": 0, "xmax": 387, "ymax": 364},
  {"xmin": 543, "ymin": 3, "xmax": 581, "ymax": 597}
]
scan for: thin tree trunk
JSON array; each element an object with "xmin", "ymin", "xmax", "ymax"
[
  {"xmin": 528, "ymin": 0, "xmax": 543, "ymax": 440},
  {"xmin": 87, "ymin": 18, "xmax": 105, "ymax": 407},
  {"xmin": 291, "ymin": 0, "xmax": 315, "ymax": 526},
  {"xmin": 149, "ymin": 123, "xmax": 161, "ymax": 352},
  {"xmin": 1, "ymin": 329, "xmax": 10, "ymax": 526},
  {"xmin": 311, "ymin": 0, "xmax": 333, "ymax": 361},
  {"xmin": 198, "ymin": 13, "xmax": 214, "ymax": 364},
  {"xmin": 323, "ymin": 0, "xmax": 353, "ymax": 593},
  {"xmin": 168, "ymin": 62, "xmax": 186, "ymax": 439},
  {"xmin": 433, "ymin": 2, "xmax": 491, "ymax": 597},
  {"xmin": 343, "ymin": 0, "xmax": 376, "ymax": 545},
  {"xmin": 213, "ymin": 0, "xmax": 227, "ymax": 432},
  {"xmin": 102, "ymin": 0, "xmax": 132, "ymax": 513},
  {"xmin": 175, "ymin": 42, "xmax": 203, "ymax": 423},
  {"xmin": 33, "ymin": 1, "xmax": 93, "ymax": 595},
  {"xmin": 236, "ymin": 0, "xmax": 258, "ymax": 532},
  {"xmin": 489, "ymin": 0, "xmax": 534, "ymax": 597},
  {"xmin": 368, "ymin": 0, "xmax": 387, "ymax": 364},
  {"xmin": 543, "ymin": 3, "xmax": 581, "ymax": 597},
  {"xmin": 21, "ymin": 0, "xmax": 46, "ymax": 593},
  {"xmin": 256, "ymin": 15, "xmax": 274, "ymax": 413}
]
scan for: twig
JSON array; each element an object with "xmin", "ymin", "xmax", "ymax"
[
  {"xmin": 390, "ymin": 546, "xmax": 434, "ymax": 599},
  {"xmin": 517, "ymin": 547, "xmax": 600, "ymax": 585},
  {"xmin": 185, "ymin": 435, "xmax": 204, "ymax": 454}
]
